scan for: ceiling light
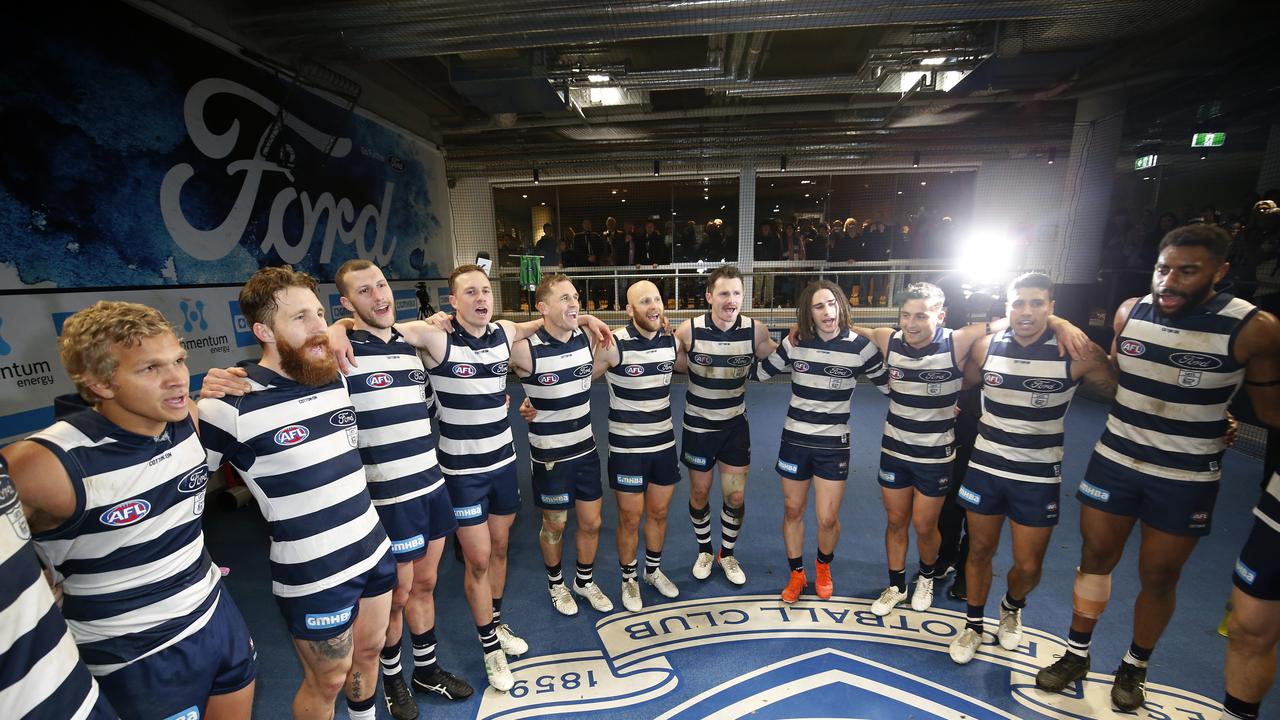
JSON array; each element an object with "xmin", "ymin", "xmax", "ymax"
[
  {"xmin": 920, "ymin": 181, "xmax": 926, "ymax": 186},
  {"xmin": 540, "ymin": 201, "xmax": 547, "ymax": 205},
  {"xmin": 780, "ymin": 155, "xmax": 787, "ymax": 172},
  {"xmin": 920, "ymin": 57, "xmax": 947, "ymax": 66},
  {"xmin": 653, "ymin": 160, "xmax": 660, "ymax": 176},
  {"xmin": 611, "ymin": 189, "xmax": 617, "ymax": 194},
  {"xmin": 897, "ymin": 191, "xmax": 903, "ymax": 195},
  {"xmin": 720, "ymin": 205, "xmax": 726, "ymax": 210},
  {"xmin": 1048, "ymin": 147, "xmax": 1056, "ymax": 165},
  {"xmin": 703, "ymin": 177, "xmax": 709, "ymax": 182},
  {"xmin": 522, "ymin": 194, "xmax": 528, "ymax": 199},
  {"xmin": 804, "ymin": 193, "xmax": 810, "ymax": 198},
  {"xmin": 912, "ymin": 152, "xmax": 920, "ymax": 168},
  {"xmin": 533, "ymin": 168, "xmax": 540, "ymax": 184},
  {"xmin": 800, "ymin": 179, "xmax": 812, "ymax": 185},
  {"xmin": 587, "ymin": 73, "xmax": 611, "ymax": 83},
  {"xmin": 621, "ymin": 199, "xmax": 627, "ymax": 203}
]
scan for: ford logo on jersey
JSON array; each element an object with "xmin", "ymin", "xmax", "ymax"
[
  {"xmin": 274, "ymin": 425, "xmax": 310, "ymax": 445},
  {"xmin": 452, "ymin": 363, "xmax": 477, "ymax": 377},
  {"xmin": 493, "ymin": 361, "xmax": 510, "ymax": 375},
  {"xmin": 1023, "ymin": 378, "xmax": 1064, "ymax": 392},
  {"xmin": 177, "ymin": 467, "xmax": 209, "ymax": 494},
  {"xmin": 329, "ymin": 410, "xmax": 356, "ymax": 427},
  {"xmin": 793, "ymin": 360, "xmax": 810, "ymax": 373},
  {"xmin": 538, "ymin": 373, "xmax": 560, "ymax": 385},
  {"xmin": 1170, "ymin": 352, "xmax": 1223, "ymax": 370},
  {"xmin": 408, "ymin": 369, "xmax": 426, "ymax": 383},
  {"xmin": 100, "ymin": 499, "xmax": 151, "ymax": 527},
  {"xmin": 656, "ymin": 361, "xmax": 674, "ymax": 373},
  {"xmin": 824, "ymin": 366, "xmax": 853, "ymax": 378},
  {"xmin": 984, "ymin": 371, "xmax": 1004, "ymax": 386},
  {"xmin": 693, "ymin": 353, "xmax": 712, "ymax": 366},
  {"xmin": 1119, "ymin": 339, "xmax": 1145, "ymax": 356},
  {"xmin": 366, "ymin": 372, "xmax": 394, "ymax": 388},
  {"xmin": 728, "ymin": 355, "xmax": 753, "ymax": 367},
  {"xmin": 574, "ymin": 363, "xmax": 593, "ymax": 378},
  {"xmin": 919, "ymin": 370, "xmax": 952, "ymax": 382},
  {"xmin": 625, "ymin": 365, "xmax": 645, "ymax": 376}
]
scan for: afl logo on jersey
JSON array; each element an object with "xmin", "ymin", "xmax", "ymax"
[
  {"xmin": 1170, "ymin": 352, "xmax": 1223, "ymax": 370},
  {"xmin": 100, "ymin": 499, "xmax": 151, "ymax": 527},
  {"xmin": 492, "ymin": 361, "xmax": 510, "ymax": 375},
  {"xmin": 657, "ymin": 361, "xmax": 675, "ymax": 373},
  {"xmin": 1120, "ymin": 339, "xmax": 1145, "ymax": 356},
  {"xmin": 693, "ymin": 353, "xmax": 712, "ymax": 366},
  {"xmin": 728, "ymin": 355, "xmax": 753, "ymax": 367},
  {"xmin": 888, "ymin": 367, "xmax": 904, "ymax": 380},
  {"xmin": 574, "ymin": 363, "xmax": 593, "ymax": 378},
  {"xmin": 984, "ymin": 371, "xmax": 1004, "ymax": 386},
  {"xmin": 329, "ymin": 410, "xmax": 357, "ymax": 427},
  {"xmin": 625, "ymin": 365, "xmax": 645, "ymax": 376},
  {"xmin": 1024, "ymin": 378, "xmax": 1064, "ymax": 392},
  {"xmin": 366, "ymin": 372, "xmax": 394, "ymax": 388},
  {"xmin": 177, "ymin": 467, "xmax": 209, "ymax": 494},
  {"xmin": 824, "ymin": 366, "xmax": 853, "ymax": 378},
  {"xmin": 537, "ymin": 373, "xmax": 560, "ymax": 385},
  {"xmin": 408, "ymin": 370, "xmax": 426, "ymax": 383},
  {"xmin": 452, "ymin": 363, "xmax": 477, "ymax": 377},
  {"xmin": 275, "ymin": 425, "xmax": 310, "ymax": 446},
  {"xmin": 920, "ymin": 370, "xmax": 953, "ymax": 382},
  {"xmin": 794, "ymin": 361, "xmax": 810, "ymax": 373}
]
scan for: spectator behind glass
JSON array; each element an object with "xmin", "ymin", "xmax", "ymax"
[
  {"xmin": 573, "ymin": 219, "xmax": 599, "ymax": 265},
  {"xmin": 755, "ymin": 222, "xmax": 780, "ymax": 261},
  {"xmin": 534, "ymin": 222, "xmax": 559, "ymax": 266},
  {"xmin": 806, "ymin": 222, "xmax": 830, "ymax": 261},
  {"xmin": 643, "ymin": 220, "xmax": 670, "ymax": 265},
  {"xmin": 561, "ymin": 226, "xmax": 579, "ymax": 266}
]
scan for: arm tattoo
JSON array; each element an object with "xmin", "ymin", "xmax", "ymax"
[{"xmin": 310, "ymin": 629, "xmax": 354, "ymax": 661}]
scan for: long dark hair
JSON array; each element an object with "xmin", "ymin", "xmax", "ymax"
[{"xmin": 796, "ymin": 280, "xmax": 851, "ymax": 342}]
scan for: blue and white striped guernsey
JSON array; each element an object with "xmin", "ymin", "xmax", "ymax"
[
  {"xmin": 1254, "ymin": 471, "xmax": 1280, "ymax": 533},
  {"xmin": 969, "ymin": 328, "xmax": 1079, "ymax": 483},
  {"xmin": 345, "ymin": 328, "xmax": 443, "ymax": 504},
  {"xmin": 683, "ymin": 313, "xmax": 755, "ymax": 431},
  {"xmin": 606, "ymin": 324, "xmax": 677, "ymax": 454},
  {"xmin": 0, "ymin": 457, "xmax": 115, "ymax": 720},
  {"xmin": 756, "ymin": 331, "xmax": 889, "ymax": 448},
  {"xmin": 198, "ymin": 364, "xmax": 390, "ymax": 599},
  {"xmin": 427, "ymin": 321, "xmax": 516, "ymax": 475},
  {"xmin": 1095, "ymin": 293, "xmax": 1255, "ymax": 483},
  {"xmin": 520, "ymin": 328, "xmax": 597, "ymax": 464},
  {"xmin": 882, "ymin": 327, "xmax": 963, "ymax": 465},
  {"xmin": 28, "ymin": 401, "xmax": 223, "ymax": 676}
]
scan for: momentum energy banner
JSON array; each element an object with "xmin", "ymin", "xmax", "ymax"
[{"xmin": 0, "ymin": 4, "xmax": 454, "ymax": 440}]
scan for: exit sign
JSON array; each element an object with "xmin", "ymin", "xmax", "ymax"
[
  {"xmin": 1134, "ymin": 154, "xmax": 1158, "ymax": 171},
  {"xmin": 1191, "ymin": 132, "xmax": 1225, "ymax": 148}
]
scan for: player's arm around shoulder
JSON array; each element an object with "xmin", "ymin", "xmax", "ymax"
[
  {"xmin": 509, "ymin": 336, "xmax": 534, "ymax": 378},
  {"xmin": 1239, "ymin": 308, "xmax": 1280, "ymax": 428},
  {"xmin": 393, "ymin": 319, "xmax": 449, "ymax": 365},
  {"xmin": 753, "ymin": 319, "xmax": 779, "ymax": 359},
  {"xmin": 962, "ymin": 333, "xmax": 993, "ymax": 390},
  {"xmin": 592, "ymin": 332, "xmax": 621, "ymax": 380},
  {"xmin": 1073, "ymin": 340, "xmax": 1119, "ymax": 403},
  {"xmin": 673, "ymin": 319, "xmax": 693, "ymax": 373},
  {"xmin": 0, "ymin": 441, "xmax": 76, "ymax": 535}
]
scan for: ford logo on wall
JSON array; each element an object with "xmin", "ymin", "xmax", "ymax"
[
  {"xmin": 1170, "ymin": 352, "xmax": 1222, "ymax": 370},
  {"xmin": 1023, "ymin": 378, "xmax": 1064, "ymax": 392},
  {"xmin": 824, "ymin": 366, "xmax": 853, "ymax": 378},
  {"xmin": 919, "ymin": 370, "xmax": 952, "ymax": 382}
]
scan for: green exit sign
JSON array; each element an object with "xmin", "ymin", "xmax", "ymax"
[
  {"xmin": 1135, "ymin": 154, "xmax": 1158, "ymax": 171},
  {"xmin": 1191, "ymin": 132, "xmax": 1225, "ymax": 148}
]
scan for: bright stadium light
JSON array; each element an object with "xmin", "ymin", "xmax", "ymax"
[{"xmin": 957, "ymin": 227, "xmax": 1017, "ymax": 283}]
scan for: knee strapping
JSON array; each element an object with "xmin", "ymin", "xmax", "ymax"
[
  {"xmin": 1072, "ymin": 567, "xmax": 1111, "ymax": 619},
  {"xmin": 720, "ymin": 471, "xmax": 747, "ymax": 497},
  {"xmin": 539, "ymin": 511, "xmax": 568, "ymax": 545}
]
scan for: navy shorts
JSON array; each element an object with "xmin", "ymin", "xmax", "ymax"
[
  {"xmin": 276, "ymin": 548, "xmax": 398, "ymax": 641},
  {"xmin": 877, "ymin": 453, "xmax": 953, "ymax": 497},
  {"xmin": 681, "ymin": 416, "xmax": 751, "ymax": 470},
  {"xmin": 609, "ymin": 446, "xmax": 680, "ymax": 493},
  {"xmin": 533, "ymin": 451, "xmax": 603, "ymax": 508},
  {"xmin": 776, "ymin": 441, "xmax": 850, "ymax": 481},
  {"xmin": 1077, "ymin": 453, "xmax": 1219, "ymax": 537},
  {"xmin": 1234, "ymin": 517, "xmax": 1280, "ymax": 600},
  {"xmin": 376, "ymin": 487, "xmax": 457, "ymax": 562},
  {"xmin": 958, "ymin": 468, "xmax": 1060, "ymax": 527},
  {"xmin": 445, "ymin": 462, "xmax": 522, "ymax": 527},
  {"xmin": 100, "ymin": 585, "xmax": 256, "ymax": 719}
]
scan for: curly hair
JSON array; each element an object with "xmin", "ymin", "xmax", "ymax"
[{"xmin": 59, "ymin": 301, "xmax": 178, "ymax": 403}]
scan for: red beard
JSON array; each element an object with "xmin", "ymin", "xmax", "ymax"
[{"xmin": 278, "ymin": 335, "xmax": 339, "ymax": 386}]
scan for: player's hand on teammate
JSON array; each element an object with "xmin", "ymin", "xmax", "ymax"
[
  {"xmin": 519, "ymin": 397, "xmax": 537, "ymax": 422},
  {"xmin": 1225, "ymin": 412, "xmax": 1239, "ymax": 447},
  {"xmin": 583, "ymin": 314, "xmax": 615, "ymax": 347},
  {"xmin": 424, "ymin": 311, "xmax": 454, "ymax": 332},
  {"xmin": 199, "ymin": 366, "xmax": 251, "ymax": 399},
  {"xmin": 1053, "ymin": 321, "xmax": 1091, "ymax": 361},
  {"xmin": 327, "ymin": 323, "xmax": 358, "ymax": 373}
]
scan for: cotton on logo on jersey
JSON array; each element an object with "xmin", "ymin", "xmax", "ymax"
[
  {"xmin": 100, "ymin": 499, "xmax": 151, "ymax": 527},
  {"xmin": 275, "ymin": 425, "xmax": 310, "ymax": 446},
  {"xmin": 366, "ymin": 372, "xmax": 394, "ymax": 388}
]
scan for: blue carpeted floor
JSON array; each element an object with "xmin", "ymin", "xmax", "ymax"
[{"xmin": 205, "ymin": 383, "xmax": 1262, "ymax": 719}]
